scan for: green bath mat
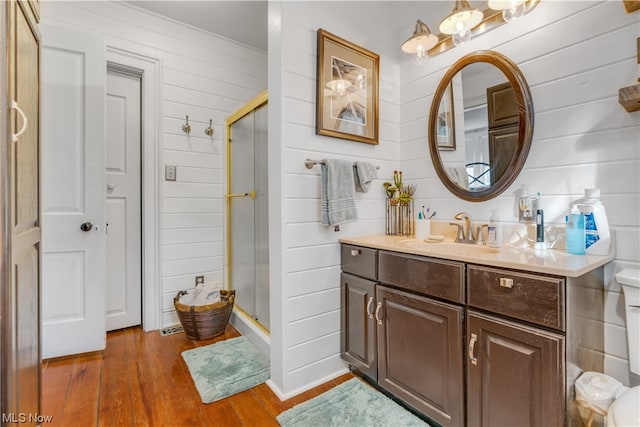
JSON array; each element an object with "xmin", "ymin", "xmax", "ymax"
[
  {"xmin": 277, "ymin": 378, "xmax": 431, "ymax": 427},
  {"xmin": 182, "ymin": 336, "xmax": 269, "ymax": 403}
]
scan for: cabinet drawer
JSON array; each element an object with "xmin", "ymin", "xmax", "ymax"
[
  {"xmin": 467, "ymin": 265, "xmax": 565, "ymax": 331},
  {"xmin": 378, "ymin": 251, "xmax": 465, "ymax": 303},
  {"xmin": 341, "ymin": 244, "xmax": 377, "ymax": 280}
]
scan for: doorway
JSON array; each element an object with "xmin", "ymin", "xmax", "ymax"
[
  {"xmin": 226, "ymin": 91, "xmax": 269, "ymax": 331},
  {"xmin": 105, "ymin": 66, "xmax": 142, "ymax": 331}
]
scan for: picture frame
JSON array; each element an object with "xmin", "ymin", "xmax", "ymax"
[
  {"xmin": 316, "ymin": 29, "xmax": 379, "ymax": 145},
  {"xmin": 437, "ymin": 82, "xmax": 456, "ymax": 151}
]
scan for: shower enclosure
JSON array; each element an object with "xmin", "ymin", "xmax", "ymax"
[{"xmin": 226, "ymin": 91, "xmax": 269, "ymax": 331}]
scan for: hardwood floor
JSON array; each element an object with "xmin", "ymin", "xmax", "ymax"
[{"xmin": 42, "ymin": 325, "xmax": 353, "ymax": 427}]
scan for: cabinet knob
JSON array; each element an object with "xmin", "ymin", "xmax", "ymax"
[
  {"xmin": 500, "ymin": 278, "xmax": 514, "ymax": 289},
  {"xmin": 468, "ymin": 333, "xmax": 478, "ymax": 366},
  {"xmin": 351, "ymin": 249, "xmax": 361, "ymax": 256}
]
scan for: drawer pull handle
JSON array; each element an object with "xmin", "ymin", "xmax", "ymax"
[
  {"xmin": 351, "ymin": 249, "xmax": 361, "ymax": 256},
  {"xmin": 469, "ymin": 333, "xmax": 478, "ymax": 366},
  {"xmin": 500, "ymin": 278, "xmax": 514, "ymax": 289},
  {"xmin": 366, "ymin": 297, "xmax": 374, "ymax": 319},
  {"xmin": 374, "ymin": 302, "xmax": 383, "ymax": 325}
]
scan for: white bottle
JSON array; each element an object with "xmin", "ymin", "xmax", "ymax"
[
  {"xmin": 487, "ymin": 210, "xmax": 502, "ymax": 248},
  {"xmin": 572, "ymin": 188, "xmax": 610, "ymax": 256}
]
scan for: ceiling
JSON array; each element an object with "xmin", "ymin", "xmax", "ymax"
[
  {"xmin": 126, "ymin": 1, "xmax": 486, "ymax": 54},
  {"xmin": 127, "ymin": 1, "xmax": 269, "ymax": 50}
]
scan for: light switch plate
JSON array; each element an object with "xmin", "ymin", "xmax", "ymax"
[{"xmin": 165, "ymin": 165, "xmax": 177, "ymax": 181}]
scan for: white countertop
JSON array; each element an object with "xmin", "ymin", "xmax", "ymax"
[{"xmin": 340, "ymin": 235, "xmax": 615, "ymax": 277}]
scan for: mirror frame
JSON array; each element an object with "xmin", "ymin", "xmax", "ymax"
[{"xmin": 428, "ymin": 50, "xmax": 534, "ymax": 202}]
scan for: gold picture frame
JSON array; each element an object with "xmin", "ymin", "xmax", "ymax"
[
  {"xmin": 437, "ymin": 82, "xmax": 456, "ymax": 151},
  {"xmin": 316, "ymin": 29, "xmax": 379, "ymax": 145}
]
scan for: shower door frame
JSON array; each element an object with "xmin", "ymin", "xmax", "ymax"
[{"xmin": 225, "ymin": 90, "xmax": 269, "ymax": 333}]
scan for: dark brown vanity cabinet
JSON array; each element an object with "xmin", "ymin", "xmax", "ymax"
[
  {"xmin": 341, "ymin": 245, "xmax": 465, "ymax": 426},
  {"xmin": 341, "ymin": 272, "xmax": 377, "ymax": 380},
  {"xmin": 340, "ymin": 244, "xmax": 378, "ymax": 381},
  {"xmin": 466, "ymin": 311, "xmax": 564, "ymax": 427},
  {"xmin": 376, "ymin": 285, "xmax": 464, "ymax": 427},
  {"xmin": 341, "ymin": 244, "xmax": 577, "ymax": 426},
  {"xmin": 466, "ymin": 265, "xmax": 566, "ymax": 427}
]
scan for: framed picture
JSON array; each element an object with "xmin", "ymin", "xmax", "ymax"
[
  {"xmin": 436, "ymin": 82, "xmax": 456, "ymax": 151},
  {"xmin": 316, "ymin": 29, "xmax": 379, "ymax": 145}
]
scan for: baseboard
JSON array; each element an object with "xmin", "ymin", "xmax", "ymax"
[
  {"xmin": 229, "ymin": 310, "xmax": 270, "ymax": 359},
  {"xmin": 266, "ymin": 367, "xmax": 350, "ymax": 401}
]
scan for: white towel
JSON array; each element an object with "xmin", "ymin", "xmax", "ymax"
[
  {"xmin": 179, "ymin": 283, "xmax": 222, "ymax": 306},
  {"xmin": 321, "ymin": 159, "xmax": 357, "ymax": 228},
  {"xmin": 353, "ymin": 162, "xmax": 378, "ymax": 193}
]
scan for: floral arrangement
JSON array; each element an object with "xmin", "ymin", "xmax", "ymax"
[{"xmin": 383, "ymin": 171, "xmax": 416, "ymax": 206}]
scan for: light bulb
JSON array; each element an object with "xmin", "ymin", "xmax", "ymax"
[
  {"xmin": 502, "ymin": 1, "xmax": 526, "ymax": 21},
  {"xmin": 415, "ymin": 49, "xmax": 426, "ymax": 64},
  {"xmin": 452, "ymin": 28, "xmax": 471, "ymax": 46}
]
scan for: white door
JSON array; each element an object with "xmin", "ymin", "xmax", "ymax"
[
  {"xmin": 105, "ymin": 68, "xmax": 142, "ymax": 331},
  {"xmin": 41, "ymin": 24, "xmax": 106, "ymax": 358}
]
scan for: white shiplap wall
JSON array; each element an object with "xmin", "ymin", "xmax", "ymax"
[
  {"xmin": 269, "ymin": 1, "xmax": 401, "ymax": 397},
  {"xmin": 398, "ymin": 1, "xmax": 640, "ymax": 386},
  {"xmin": 40, "ymin": 1, "xmax": 267, "ymax": 328},
  {"xmin": 270, "ymin": 0, "xmax": 639, "ymax": 398}
]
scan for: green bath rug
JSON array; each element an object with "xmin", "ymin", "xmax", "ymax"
[
  {"xmin": 277, "ymin": 378, "xmax": 431, "ymax": 427},
  {"xmin": 182, "ymin": 336, "xmax": 269, "ymax": 403}
]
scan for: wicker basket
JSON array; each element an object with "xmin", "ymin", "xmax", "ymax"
[{"xmin": 173, "ymin": 289, "xmax": 235, "ymax": 340}]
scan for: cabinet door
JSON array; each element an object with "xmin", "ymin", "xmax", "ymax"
[
  {"xmin": 377, "ymin": 286, "xmax": 464, "ymax": 427},
  {"xmin": 467, "ymin": 311, "xmax": 565, "ymax": 427},
  {"xmin": 3, "ymin": 0, "xmax": 41, "ymax": 422},
  {"xmin": 341, "ymin": 273, "xmax": 377, "ymax": 380}
]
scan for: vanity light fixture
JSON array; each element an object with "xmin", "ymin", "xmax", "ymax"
[
  {"xmin": 488, "ymin": 0, "xmax": 526, "ymax": 21},
  {"xmin": 401, "ymin": 20, "xmax": 439, "ymax": 64},
  {"xmin": 401, "ymin": 0, "xmax": 540, "ymax": 61},
  {"xmin": 439, "ymin": 0, "xmax": 484, "ymax": 46}
]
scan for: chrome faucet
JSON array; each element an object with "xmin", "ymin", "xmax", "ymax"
[{"xmin": 450, "ymin": 212, "xmax": 479, "ymax": 244}]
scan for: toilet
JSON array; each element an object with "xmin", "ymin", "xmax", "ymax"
[{"xmin": 575, "ymin": 269, "xmax": 640, "ymax": 427}]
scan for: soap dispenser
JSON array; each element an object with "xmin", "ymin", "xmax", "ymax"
[{"xmin": 487, "ymin": 210, "xmax": 502, "ymax": 248}]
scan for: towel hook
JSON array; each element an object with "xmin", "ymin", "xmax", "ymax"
[
  {"xmin": 204, "ymin": 119, "xmax": 213, "ymax": 137},
  {"xmin": 182, "ymin": 115, "xmax": 191, "ymax": 134}
]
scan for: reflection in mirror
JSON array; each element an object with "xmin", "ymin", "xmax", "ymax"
[
  {"xmin": 440, "ymin": 63, "xmax": 514, "ymax": 191},
  {"xmin": 429, "ymin": 50, "xmax": 533, "ymax": 202}
]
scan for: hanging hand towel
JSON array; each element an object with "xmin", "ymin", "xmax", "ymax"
[
  {"xmin": 321, "ymin": 159, "xmax": 357, "ymax": 228},
  {"xmin": 353, "ymin": 162, "xmax": 378, "ymax": 193}
]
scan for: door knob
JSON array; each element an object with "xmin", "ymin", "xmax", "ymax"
[{"xmin": 80, "ymin": 222, "xmax": 94, "ymax": 232}]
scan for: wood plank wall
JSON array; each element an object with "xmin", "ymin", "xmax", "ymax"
[{"xmin": 40, "ymin": 1, "xmax": 267, "ymax": 328}]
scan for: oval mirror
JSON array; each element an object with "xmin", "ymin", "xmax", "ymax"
[{"xmin": 428, "ymin": 50, "xmax": 534, "ymax": 202}]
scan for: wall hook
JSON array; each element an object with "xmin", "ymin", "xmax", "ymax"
[
  {"xmin": 204, "ymin": 119, "xmax": 213, "ymax": 137},
  {"xmin": 182, "ymin": 115, "xmax": 191, "ymax": 134}
]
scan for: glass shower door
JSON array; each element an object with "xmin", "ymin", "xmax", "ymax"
[{"xmin": 228, "ymin": 97, "xmax": 269, "ymax": 330}]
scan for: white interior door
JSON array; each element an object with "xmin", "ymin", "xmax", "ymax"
[
  {"xmin": 41, "ymin": 24, "xmax": 106, "ymax": 358},
  {"xmin": 106, "ymin": 68, "xmax": 142, "ymax": 331}
]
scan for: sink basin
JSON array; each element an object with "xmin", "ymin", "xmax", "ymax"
[{"xmin": 398, "ymin": 239, "xmax": 501, "ymax": 257}]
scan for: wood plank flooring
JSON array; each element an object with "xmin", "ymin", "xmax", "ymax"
[{"xmin": 42, "ymin": 325, "xmax": 353, "ymax": 427}]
